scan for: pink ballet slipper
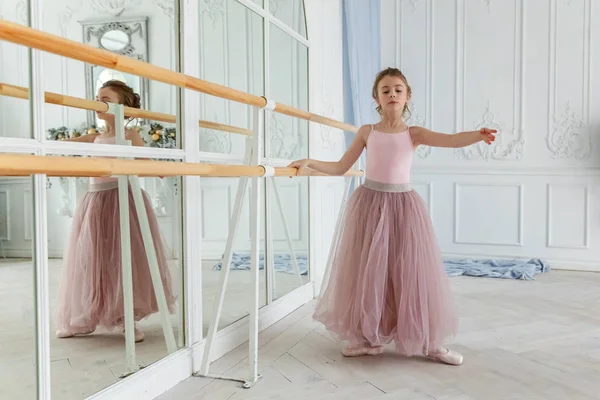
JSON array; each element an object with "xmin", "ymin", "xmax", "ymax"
[
  {"xmin": 56, "ymin": 327, "xmax": 95, "ymax": 338},
  {"xmin": 426, "ymin": 347, "xmax": 463, "ymax": 366},
  {"xmin": 342, "ymin": 343, "xmax": 384, "ymax": 357},
  {"xmin": 121, "ymin": 324, "xmax": 145, "ymax": 343}
]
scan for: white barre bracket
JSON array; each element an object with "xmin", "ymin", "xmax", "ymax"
[
  {"xmin": 260, "ymin": 96, "xmax": 277, "ymax": 111},
  {"xmin": 261, "ymin": 165, "xmax": 275, "ymax": 177}
]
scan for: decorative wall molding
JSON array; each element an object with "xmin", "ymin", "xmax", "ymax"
[
  {"xmin": 269, "ymin": 0, "xmax": 285, "ymax": 15},
  {"xmin": 548, "ymin": 102, "xmax": 590, "ymax": 159},
  {"xmin": 406, "ymin": 0, "xmax": 422, "ymax": 14},
  {"xmin": 454, "ymin": 182, "xmax": 524, "ymax": 246},
  {"xmin": 154, "ymin": 0, "xmax": 175, "ymax": 20},
  {"xmin": 200, "ymin": 0, "xmax": 225, "ymax": 25},
  {"xmin": 546, "ymin": 0, "xmax": 592, "ymax": 159},
  {"xmin": 455, "ymin": 0, "xmax": 525, "ymax": 161},
  {"xmin": 546, "ymin": 183, "xmax": 590, "ymax": 249},
  {"xmin": 56, "ymin": 178, "xmax": 74, "ymax": 218},
  {"xmin": 270, "ymin": 114, "xmax": 301, "ymax": 159},
  {"xmin": 199, "ymin": 128, "xmax": 233, "ymax": 154},
  {"xmin": 88, "ymin": 0, "xmax": 141, "ymax": 16},
  {"xmin": 455, "ymin": 103, "xmax": 524, "ymax": 161},
  {"xmin": 16, "ymin": 0, "xmax": 28, "ymax": 24},
  {"xmin": 318, "ymin": 92, "xmax": 343, "ymax": 152}
]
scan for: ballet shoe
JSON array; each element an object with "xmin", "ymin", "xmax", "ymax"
[
  {"xmin": 121, "ymin": 325, "xmax": 145, "ymax": 342},
  {"xmin": 56, "ymin": 328, "xmax": 95, "ymax": 338},
  {"xmin": 426, "ymin": 347, "xmax": 463, "ymax": 366},
  {"xmin": 342, "ymin": 343, "xmax": 383, "ymax": 357}
]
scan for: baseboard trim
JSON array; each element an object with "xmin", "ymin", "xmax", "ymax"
[
  {"xmin": 87, "ymin": 347, "xmax": 192, "ymax": 400},
  {"xmin": 442, "ymin": 252, "xmax": 600, "ymax": 273}
]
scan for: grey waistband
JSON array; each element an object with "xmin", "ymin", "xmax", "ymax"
[
  {"xmin": 363, "ymin": 179, "xmax": 412, "ymax": 193},
  {"xmin": 89, "ymin": 181, "xmax": 119, "ymax": 192}
]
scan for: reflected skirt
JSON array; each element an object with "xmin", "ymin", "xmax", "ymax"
[
  {"xmin": 313, "ymin": 179, "xmax": 459, "ymax": 356},
  {"xmin": 56, "ymin": 181, "xmax": 177, "ymax": 333}
]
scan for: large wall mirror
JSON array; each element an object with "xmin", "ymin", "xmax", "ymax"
[
  {"xmin": 31, "ymin": 2, "xmax": 183, "ymax": 398},
  {"xmin": 198, "ymin": 0, "xmax": 310, "ymax": 339},
  {"xmin": 80, "ymin": 18, "xmax": 149, "ymax": 128}
]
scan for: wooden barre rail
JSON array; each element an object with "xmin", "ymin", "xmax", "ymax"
[
  {"xmin": 0, "ymin": 20, "xmax": 359, "ymax": 134},
  {"xmin": 0, "ymin": 154, "xmax": 364, "ymax": 178},
  {"xmin": 0, "ymin": 82, "xmax": 253, "ymax": 136}
]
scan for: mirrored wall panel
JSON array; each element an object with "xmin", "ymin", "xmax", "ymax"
[
  {"xmin": 202, "ymin": 177, "xmax": 267, "ymax": 335},
  {"xmin": 41, "ymin": 2, "xmax": 180, "ymax": 149},
  {"xmin": 269, "ymin": 0, "xmax": 307, "ymax": 38},
  {"xmin": 268, "ymin": 176, "xmax": 309, "ymax": 301},
  {"xmin": 0, "ymin": 1, "xmax": 31, "ymax": 139},
  {"xmin": 0, "ymin": 176, "xmax": 37, "ymax": 399},
  {"xmin": 198, "ymin": 0, "xmax": 264, "ymax": 157},
  {"xmin": 268, "ymin": 23, "xmax": 309, "ymax": 159},
  {"xmin": 45, "ymin": 170, "xmax": 184, "ymax": 399}
]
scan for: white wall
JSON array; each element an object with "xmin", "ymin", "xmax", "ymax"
[
  {"xmin": 305, "ymin": 0, "xmax": 347, "ymax": 291},
  {"xmin": 381, "ymin": 0, "xmax": 600, "ymax": 270}
]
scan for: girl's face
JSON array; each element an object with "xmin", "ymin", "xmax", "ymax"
[
  {"xmin": 95, "ymin": 87, "xmax": 120, "ymax": 122},
  {"xmin": 376, "ymin": 75, "xmax": 409, "ymax": 116}
]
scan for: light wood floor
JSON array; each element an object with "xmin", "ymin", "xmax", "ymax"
[
  {"xmin": 0, "ymin": 258, "xmax": 304, "ymax": 400},
  {"xmin": 159, "ymin": 270, "xmax": 600, "ymax": 400}
]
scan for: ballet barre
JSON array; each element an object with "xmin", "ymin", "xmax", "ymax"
[
  {"xmin": 0, "ymin": 20, "xmax": 359, "ymax": 134},
  {"xmin": 0, "ymin": 154, "xmax": 361, "ymax": 178},
  {"xmin": 0, "ymin": 82, "xmax": 253, "ymax": 136}
]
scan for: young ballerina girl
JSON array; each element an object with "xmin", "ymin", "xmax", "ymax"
[
  {"xmin": 55, "ymin": 80, "xmax": 177, "ymax": 342},
  {"xmin": 288, "ymin": 68, "xmax": 496, "ymax": 365}
]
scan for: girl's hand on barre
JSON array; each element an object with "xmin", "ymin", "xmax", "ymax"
[{"xmin": 287, "ymin": 159, "xmax": 311, "ymax": 177}]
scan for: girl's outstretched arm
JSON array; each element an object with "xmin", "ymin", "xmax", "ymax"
[
  {"xmin": 410, "ymin": 126, "xmax": 496, "ymax": 148},
  {"xmin": 287, "ymin": 125, "xmax": 369, "ymax": 176}
]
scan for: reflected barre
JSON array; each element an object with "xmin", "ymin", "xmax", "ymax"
[
  {"xmin": 0, "ymin": 153, "xmax": 364, "ymax": 178},
  {"xmin": 0, "ymin": 20, "xmax": 359, "ymax": 134},
  {"xmin": 0, "ymin": 82, "xmax": 253, "ymax": 136}
]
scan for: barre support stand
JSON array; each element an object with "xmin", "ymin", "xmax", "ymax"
[
  {"xmin": 109, "ymin": 103, "xmax": 177, "ymax": 378},
  {"xmin": 196, "ymin": 98, "xmax": 291, "ymax": 388}
]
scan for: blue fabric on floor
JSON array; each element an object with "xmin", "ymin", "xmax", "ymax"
[
  {"xmin": 212, "ymin": 252, "xmax": 550, "ymax": 281},
  {"xmin": 213, "ymin": 252, "xmax": 309, "ymax": 275},
  {"xmin": 443, "ymin": 258, "xmax": 550, "ymax": 280}
]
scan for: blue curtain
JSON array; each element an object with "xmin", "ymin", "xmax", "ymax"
[{"xmin": 342, "ymin": 0, "xmax": 381, "ymax": 186}]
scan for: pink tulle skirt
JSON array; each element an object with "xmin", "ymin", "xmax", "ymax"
[
  {"xmin": 56, "ymin": 181, "xmax": 177, "ymax": 333},
  {"xmin": 313, "ymin": 180, "xmax": 459, "ymax": 356}
]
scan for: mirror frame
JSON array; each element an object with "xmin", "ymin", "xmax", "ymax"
[{"xmin": 79, "ymin": 17, "xmax": 149, "ymax": 126}]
